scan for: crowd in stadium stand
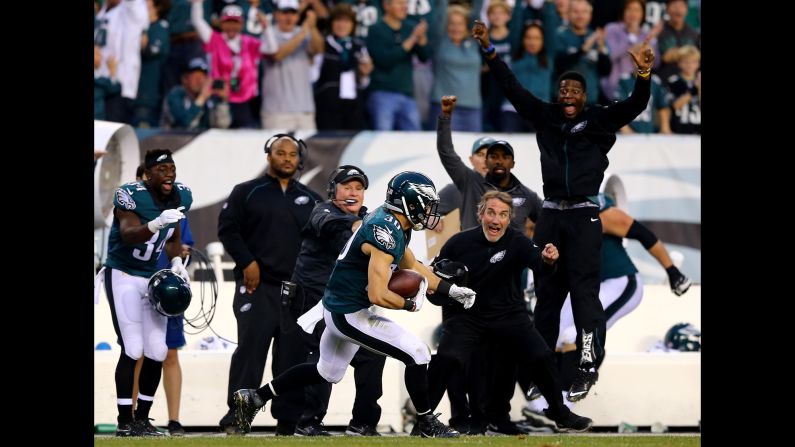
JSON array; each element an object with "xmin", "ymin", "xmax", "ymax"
[{"xmin": 94, "ymin": 0, "xmax": 699, "ymax": 134}]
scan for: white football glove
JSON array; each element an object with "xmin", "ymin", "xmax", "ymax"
[
  {"xmin": 449, "ymin": 284, "xmax": 476, "ymax": 309},
  {"xmin": 412, "ymin": 278, "xmax": 428, "ymax": 312},
  {"xmin": 147, "ymin": 206, "xmax": 185, "ymax": 233},
  {"xmin": 170, "ymin": 256, "xmax": 190, "ymax": 283}
]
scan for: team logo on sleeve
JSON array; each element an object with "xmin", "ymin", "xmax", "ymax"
[
  {"xmin": 512, "ymin": 197, "xmax": 526, "ymax": 207},
  {"xmin": 373, "ymin": 225, "xmax": 396, "ymax": 250},
  {"xmin": 295, "ymin": 195, "xmax": 311, "ymax": 205},
  {"xmin": 116, "ymin": 189, "xmax": 136, "ymax": 210}
]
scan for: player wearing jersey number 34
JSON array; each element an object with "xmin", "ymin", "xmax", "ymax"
[{"xmin": 100, "ymin": 149, "xmax": 193, "ymax": 436}]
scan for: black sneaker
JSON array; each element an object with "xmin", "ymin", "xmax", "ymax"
[
  {"xmin": 485, "ymin": 421, "xmax": 528, "ymax": 435},
  {"xmin": 416, "ymin": 413, "xmax": 460, "ymax": 438},
  {"xmin": 525, "ymin": 383, "xmax": 542, "ymax": 401},
  {"xmin": 167, "ymin": 420, "xmax": 186, "ymax": 436},
  {"xmin": 296, "ymin": 422, "xmax": 331, "ymax": 436},
  {"xmin": 345, "ymin": 422, "xmax": 381, "ymax": 436},
  {"xmin": 233, "ymin": 389, "xmax": 265, "ymax": 433},
  {"xmin": 546, "ymin": 409, "xmax": 593, "ymax": 433},
  {"xmin": 520, "ymin": 408, "xmax": 557, "ymax": 432},
  {"xmin": 567, "ymin": 366, "xmax": 598, "ymax": 402},
  {"xmin": 130, "ymin": 418, "xmax": 167, "ymax": 437}
]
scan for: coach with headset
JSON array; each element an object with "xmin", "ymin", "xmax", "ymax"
[
  {"xmin": 286, "ymin": 165, "xmax": 386, "ymax": 437},
  {"xmin": 217, "ymin": 134, "xmax": 322, "ymax": 435}
]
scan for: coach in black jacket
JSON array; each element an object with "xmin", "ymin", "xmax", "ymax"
[
  {"xmin": 426, "ymin": 191, "xmax": 592, "ymax": 434},
  {"xmin": 472, "ymin": 21, "xmax": 655, "ymax": 402},
  {"xmin": 217, "ymin": 135, "xmax": 322, "ymax": 434}
]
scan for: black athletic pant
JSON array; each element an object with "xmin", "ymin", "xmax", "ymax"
[
  {"xmin": 427, "ymin": 313, "xmax": 571, "ymax": 423},
  {"xmin": 224, "ymin": 280, "xmax": 307, "ymax": 424},
  {"xmin": 534, "ymin": 206, "xmax": 607, "ymax": 368},
  {"xmin": 299, "ymin": 318, "xmax": 386, "ymax": 428},
  {"xmin": 444, "ymin": 343, "xmax": 486, "ymax": 431}
]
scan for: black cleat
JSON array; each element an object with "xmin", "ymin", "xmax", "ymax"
[
  {"xmin": 345, "ymin": 422, "xmax": 381, "ymax": 436},
  {"xmin": 546, "ymin": 409, "xmax": 593, "ymax": 433},
  {"xmin": 131, "ymin": 418, "xmax": 167, "ymax": 437},
  {"xmin": 115, "ymin": 420, "xmax": 133, "ymax": 437},
  {"xmin": 219, "ymin": 410, "xmax": 238, "ymax": 434},
  {"xmin": 233, "ymin": 389, "xmax": 265, "ymax": 433},
  {"xmin": 671, "ymin": 275, "xmax": 692, "ymax": 296},
  {"xmin": 416, "ymin": 413, "xmax": 460, "ymax": 438},
  {"xmin": 568, "ymin": 366, "xmax": 598, "ymax": 402}
]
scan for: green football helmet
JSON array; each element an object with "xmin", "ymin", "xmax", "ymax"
[
  {"xmin": 147, "ymin": 269, "xmax": 192, "ymax": 317},
  {"xmin": 664, "ymin": 322, "xmax": 701, "ymax": 352},
  {"xmin": 384, "ymin": 171, "xmax": 441, "ymax": 231}
]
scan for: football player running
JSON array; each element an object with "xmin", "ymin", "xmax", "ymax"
[{"xmin": 231, "ymin": 171, "xmax": 476, "ymax": 438}]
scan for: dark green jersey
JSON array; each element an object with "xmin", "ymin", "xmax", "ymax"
[
  {"xmin": 616, "ymin": 74, "xmax": 669, "ymax": 133},
  {"xmin": 323, "ymin": 206, "xmax": 408, "ymax": 313},
  {"xmin": 106, "ymin": 181, "xmax": 193, "ymax": 278},
  {"xmin": 597, "ymin": 193, "xmax": 638, "ymax": 280}
]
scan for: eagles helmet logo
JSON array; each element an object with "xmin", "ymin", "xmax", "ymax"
[
  {"xmin": 116, "ymin": 188, "xmax": 136, "ymax": 210},
  {"xmin": 407, "ymin": 182, "xmax": 439, "ymax": 202},
  {"xmin": 373, "ymin": 225, "xmax": 396, "ymax": 250}
]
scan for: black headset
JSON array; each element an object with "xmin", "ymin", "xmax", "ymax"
[
  {"xmin": 264, "ymin": 133, "xmax": 307, "ymax": 170},
  {"xmin": 326, "ymin": 164, "xmax": 369, "ymax": 199}
]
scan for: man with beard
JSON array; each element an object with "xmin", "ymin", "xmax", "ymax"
[
  {"xmin": 100, "ymin": 148, "xmax": 192, "ymax": 436},
  {"xmin": 217, "ymin": 134, "xmax": 322, "ymax": 435},
  {"xmin": 436, "ymin": 95, "xmax": 542, "ymax": 232}
]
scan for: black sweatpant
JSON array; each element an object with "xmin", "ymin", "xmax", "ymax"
[
  {"xmin": 427, "ymin": 313, "xmax": 571, "ymax": 423},
  {"xmin": 299, "ymin": 319, "xmax": 386, "ymax": 427},
  {"xmin": 444, "ymin": 343, "xmax": 487, "ymax": 430},
  {"xmin": 225, "ymin": 280, "xmax": 308, "ymax": 424},
  {"xmin": 534, "ymin": 206, "xmax": 607, "ymax": 368}
]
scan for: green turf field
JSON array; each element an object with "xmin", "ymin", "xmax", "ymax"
[{"xmin": 94, "ymin": 435, "xmax": 700, "ymax": 446}]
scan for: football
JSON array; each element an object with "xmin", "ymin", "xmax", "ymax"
[{"xmin": 388, "ymin": 269, "xmax": 422, "ymax": 298}]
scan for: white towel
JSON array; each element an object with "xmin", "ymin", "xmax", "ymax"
[
  {"xmin": 94, "ymin": 267, "xmax": 106, "ymax": 305},
  {"xmin": 297, "ymin": 300, "xmax": 324, "ymax": 333}
]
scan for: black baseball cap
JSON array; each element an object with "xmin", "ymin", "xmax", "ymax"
[
  {"xmin": 486, "ymin": 140, "xmax": 515, "ymax": 157},
  {"xmin": 333, "ymin": 165, "xmax": 369, "ymax": 189}
]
